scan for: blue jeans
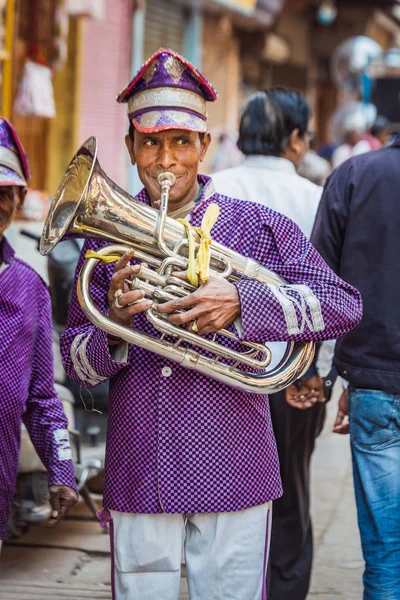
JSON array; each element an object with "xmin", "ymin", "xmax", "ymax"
[{"xmin": 349, "ymin": 388, "xmax": 400, "ymax": 600}]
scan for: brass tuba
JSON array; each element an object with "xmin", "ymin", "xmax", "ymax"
[{"xmin": 41, "ymin": 137, "xmax": 314, "ymax": 394}]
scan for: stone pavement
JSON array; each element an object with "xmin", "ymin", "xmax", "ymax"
[
  {"xmin": 0, "ymin": 388, "xmax": 363, "ymax": 599},
  {"xmin": 308, "ymin": 389, "xmax": 363, "ymax": 599}
]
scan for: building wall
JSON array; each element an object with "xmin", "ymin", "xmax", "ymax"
[
  {"xmin": 275, "ymin": 13, "xmax": 310, "ymax": 67},
  {"xmin": 202, "ymin": 14, "xmax": 242, "ymax": 172},
  {"xmin": 79, "ymin": 0, "xmax": 133, "ymax": 189},
  {"xmin": 46, "ymin": 18, "xmax": 82, "ymax": 196}
]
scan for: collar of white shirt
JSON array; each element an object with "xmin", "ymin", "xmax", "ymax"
[{"xmin": 243, "ymin": 155, "xmax": 296, "ymax": 174}]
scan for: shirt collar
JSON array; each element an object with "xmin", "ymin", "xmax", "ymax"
[
  {"xmin": 243, "ymin": 155, "xmax": 296, "ymax": 173},
  {"xmin": 0, "ymin": 236, "xmax": 15, "ymax": 263},
  {"xmin": 0, "ymin": 236, "xmax": 15, "ymax": 272}
]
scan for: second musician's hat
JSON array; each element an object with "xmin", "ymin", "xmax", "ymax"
[
  {"xmin": 0, "ymin": 117, "xmax": 30, "ymax": 187},
  {"xmin": 117, "ymin": 48, "xmax": 217, "ymax": 134}
]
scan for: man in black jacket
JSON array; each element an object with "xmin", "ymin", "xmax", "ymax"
[{"xmin": 311, "ymin": 138, "xmax": 400, "ymax": 600}]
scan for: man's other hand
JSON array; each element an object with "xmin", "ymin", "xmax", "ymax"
[
  {"xmin": 285, "ymin": 375, "xmax": 325, "ymax": 410},
  {"xmin": 48, "ymin": 485, "xmax": 78, "ymax": 526},
  {"xmin": 333, "ymin": 388, "xmax": 349, "ymax": 435}
]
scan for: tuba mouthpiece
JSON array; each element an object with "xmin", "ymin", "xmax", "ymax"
[{"xmin": 157, "ymin": 172, "xmax": 176, "ymax": 189}]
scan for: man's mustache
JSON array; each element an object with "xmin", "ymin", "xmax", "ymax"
[
  {"xmin": 152, "ymin": 171, "xmax": 181, "ymax": 179},
  {"xmin": 150, "ymin": 173, "xmax": 181, "ymax": 209}
]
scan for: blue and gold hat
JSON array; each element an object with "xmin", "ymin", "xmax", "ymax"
[
  {"xmin": 117, "ymin": 48, "xmax": 217, "ymax": 133},
  {"xmin": 0, "ymin": 117, "xmax": 30, "ymax": 186}
]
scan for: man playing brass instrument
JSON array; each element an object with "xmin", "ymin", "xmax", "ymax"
[{"xmin": 61, "ymin": 49, "xmax": 362, "ymax": 600}]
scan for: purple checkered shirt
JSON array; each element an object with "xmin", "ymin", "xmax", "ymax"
[
  {"xmin": 61, "ymin": 175, "xmax": 362, "ymax": 515},
  {"xmin": 0, "ymin": 237, "xmax": 77, "ymax": 539}
]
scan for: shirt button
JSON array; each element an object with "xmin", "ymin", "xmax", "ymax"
[{"xmin": 162, "ymin": 366, "xmax": 172, "ymax": 377}]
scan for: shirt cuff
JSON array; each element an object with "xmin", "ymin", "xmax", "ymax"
[
  {"xmin": 232, "ymin": 279, "xmax": 274, "ymax": 342},
  {"xmin": 47, "ymin": 462, "xmax": 79, "ymax": 495},
  {"xmin": 70, "ymin": 327, "xmax": 129, "ymax": 386}
]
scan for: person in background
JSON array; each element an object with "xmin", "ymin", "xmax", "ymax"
[
  {"xmin": 311, "ymin": 134, "xmax": 400, "ymax": 600},
  {"xmin": 370, "ymin": 116, "xmax": 391, "ymax": 147},
  {"xmin": 317, "ymin": 142, "xmax": 336, "ymax": 166},
  {"xmin": 213, "ymin": 89, "xmax": 335, "ymax": 600},
  {"xmin": 212, "ymin": 89, "xmax": 321, "ymax": 238},
  {"xmin": 0, "ymin": 117, "xmax": 78, "ymax": 552},
  {"xmin": 331, "ymin": 114, "xmax": 366, "ymax": 169},
  {"xmin": 298, "ymin": 148, "xmax": 332, "ymax": 186},
  {"xmin": 353, "ymin": 115, "xmax": 391, "ymax": 155},
  {"xmin": 209, "ymin": 125, "xmax": 243, "ymax": 173}
]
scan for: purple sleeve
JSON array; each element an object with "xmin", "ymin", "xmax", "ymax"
[
  {"xmin": 60, "ymin": 239, "xmax": 129, "ymax": 388},
  {"xmin": 234, "ymin": 211, "xmax": 362, "ymax": 343},
  {"xmin": 23, "ymin": 284, "xmax": 78, "ymax": 491}
]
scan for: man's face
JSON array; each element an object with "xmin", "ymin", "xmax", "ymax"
[
  {"xmin": 0, "ymin": 186, "xmax": 25, "ymax": 236},
  {"xmin": 125, "ymin": 129, "xmax": 211, "ymax": 208}
]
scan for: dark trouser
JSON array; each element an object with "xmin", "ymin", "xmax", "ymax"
[{"xmin": 267, "ymin": 390, "xmax": 326, "ymax": 600}]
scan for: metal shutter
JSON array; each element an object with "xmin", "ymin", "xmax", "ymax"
[{"xmin": 144, "ymin": 0, "xmax": 185, "ymax": 57}]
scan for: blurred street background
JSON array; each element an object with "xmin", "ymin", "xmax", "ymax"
[
  {"xmin": 1, "ymin": 0, "xmax": 400, "ymax": 278},
  {"xmin": 2, "ymin": 0, "xmax": 400, "ymax": 272}
]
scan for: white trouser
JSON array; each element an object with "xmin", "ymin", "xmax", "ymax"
[{"xmin": 110, "ymin": 502, "xmax": 272, "ymax": 600}]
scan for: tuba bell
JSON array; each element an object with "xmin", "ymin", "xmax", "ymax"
[{"xmin": 41, "ymin": 137, "xmax": 315, "ymax": 394}]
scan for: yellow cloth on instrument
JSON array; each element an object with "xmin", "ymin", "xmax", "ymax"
[
  {"xmin": 85, "ymin": 202, "xmax": 220, "ymax": 284},
  {"xmin": 177, "ymin": 203, "xmax": 220, "ymax": 287},
  {"xmin": 85, "ymin": 250, "xmax": 121, "ymax": 264}
]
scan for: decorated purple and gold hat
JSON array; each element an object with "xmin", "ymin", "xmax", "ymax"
[
  {"xmin": 117, "ymin": 48, "xmax": 217, "ymax": 134},
  {"xmin": 0, "ymin": 117, "xmax": 30, "ymax": 186}
]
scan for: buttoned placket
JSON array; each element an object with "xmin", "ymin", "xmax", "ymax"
[
  {"xmin": 157, "ymin": 361, "xmax": 174, "ymax": 511},
  {"xmin": 145, "ymin": 178, "xmax": 216, "ymax": 513}
]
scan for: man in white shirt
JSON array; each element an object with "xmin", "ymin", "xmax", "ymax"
[
  {"xmin": 213, "ymin": 89, "xmax": 328, "ymax": 600},
  {"xmin": 212, "ymin": 90, "xmax": 321, "ymax": 238}
]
